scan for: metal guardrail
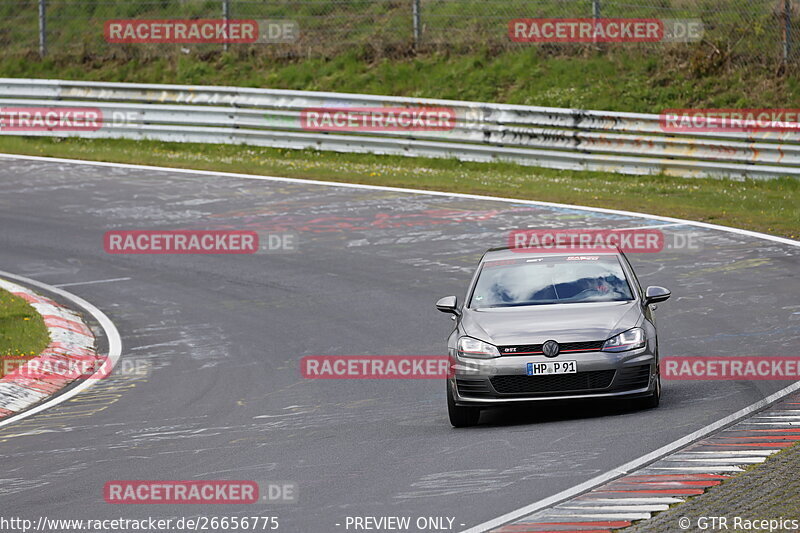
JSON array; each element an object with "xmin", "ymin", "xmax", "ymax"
[{"xmin": 1, "ymin": 78, "xmax": 799, "ymax": 180}]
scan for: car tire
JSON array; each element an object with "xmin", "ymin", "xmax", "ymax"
[
  {"xmin": 637, "ymin": 370, "xmax": 661, "ymax": 409},
  {"xmin": 447, "ymin": 382, "xmax": 480, "ymax": 427}
]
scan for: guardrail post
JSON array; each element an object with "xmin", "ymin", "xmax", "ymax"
[
  {"xmin": 412, "ymin": 0, "xmax": 421, "ymax": 49},
  {"xmin": 784, "ymin": 0, "xmax": 792, "ymax": 64},
  {"xmin": 38, "ymin": 0, "xmax": 46, "ymax": 58},
  {"xmin": 591, "ymin": 0, "xmax": 601, "ymax": 46},
  {"xmin": 222, "ymin": 0, "xmax": 231, "ymax": 52}
]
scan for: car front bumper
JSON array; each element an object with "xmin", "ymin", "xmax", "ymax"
[{"xmin": 449, "ymin": 347, "xmax": 657, "ymax": 406}]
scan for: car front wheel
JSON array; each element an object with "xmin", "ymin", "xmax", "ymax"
[{"xmin": 638, "ymin": 370, "xmax": 661, "ymax": 409}]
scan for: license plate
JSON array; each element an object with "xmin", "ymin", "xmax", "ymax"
[{"xmin": 527, "ymin": 360, "xmax": 577, "ymax": 376}]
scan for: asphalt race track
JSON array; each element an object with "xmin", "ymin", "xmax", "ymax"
[{"xmin": 0, "ymin": 156, "xmax": 798, "ymax": 531}]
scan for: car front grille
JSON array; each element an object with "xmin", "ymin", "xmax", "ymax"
[
  {"xmin": 490, "ymin": 369, "xmax": 616, "ymax": 395},
  {"xmin": 498, "ymin": 340, "xmax": 605, "ymax": 356}
]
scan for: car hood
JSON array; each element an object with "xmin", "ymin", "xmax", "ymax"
[{"xmin": 461, "ymin": 301, "xmax": 641, "ymax": 345}]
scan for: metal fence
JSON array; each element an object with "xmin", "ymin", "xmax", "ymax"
[
  {"xmin": 0, "ymin": 1, "xmax": 797, "ymax": 69},
  {"xmin": 1, "ymin": 78, "xmax": 799, "ymax": 180}
]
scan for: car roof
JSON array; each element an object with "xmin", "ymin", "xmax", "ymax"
[{"xmin": 481, "ymin": 245, "xmax": 622, "ymax": 262}]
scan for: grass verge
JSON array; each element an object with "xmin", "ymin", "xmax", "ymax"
[
  {"xmin": 1, "ymin": 135, "xmax": 797, "ymax": 239},
  {"xmin": 2, "ymin": 50, "xmax": 798, "ymax": 112},
  {"xmin": 0, "ymin": 287, "xmax": 50, "ymax": 378}
]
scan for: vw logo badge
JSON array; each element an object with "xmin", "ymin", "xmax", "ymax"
[{"xmin": 542, "ymin": 340, "xmax": 560, "ymax": 358}]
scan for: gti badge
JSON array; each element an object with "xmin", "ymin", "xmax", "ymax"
[{"xmin": 542, "ymin": 340, "xmax": 560, "ymax": 358}]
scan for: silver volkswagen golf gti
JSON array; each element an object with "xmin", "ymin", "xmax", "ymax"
[{"xmin": 436, "ymin": 246, "xmax": 670, "ymax": 427}]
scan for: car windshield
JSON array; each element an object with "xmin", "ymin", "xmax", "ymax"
[{"xmin": 470, "ymin": 255, "xmax": 634, "ymax": 308}]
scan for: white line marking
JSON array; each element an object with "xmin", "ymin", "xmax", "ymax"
[
  {"xmin": 548, "ymin": 513, "xmax": 652, "ymax": 520},
  {"xmin": 741, "ymin": 421, "xmax": 800, "ymax": 426},
  {"xmin": 0, "ymin": 153, "xmax": 797, "ymax": 532},
  {"xmin": 651, "ymin": 466, "xmax": 744, "ymax": 472},
  {"xmin": 613, "ymin": 223, "xmax": 687, "ymax": 231},
  {"xmin": 582, "ymin": 498, "xmax": 684, "ymax": 504},
  {"xmin": 674, "ymin": 450, "xmax": 778, "ymax": 455},
  {"xmin": 53, "ymin": 276, "xmax": 132, "ymax": 288},
  {"xmin": 664, "ymin": 457, "xmax": 766, "ymax": 464},
  {"xmin": 562, "ymin": 505, "xmax": 670, "ymax": 512},
  {"xmin": 0, "ymin": 270, "xmax": 122, "ymax": 430}
]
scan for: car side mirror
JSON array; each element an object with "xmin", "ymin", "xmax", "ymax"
[
  {"xmin": 435, "ymin": 295, "xmax": 461, "ymax": 316},
  {"xmin": 645, "ymin": 286, "xmax": 671, "ymax": 305}
]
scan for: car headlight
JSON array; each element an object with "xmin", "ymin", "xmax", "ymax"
[
  {"xmin": 603, "ymin": 327, "xmax": 646, "ymax": 352},
  {"xmin": 457, "ymin": 337, "xmax": 500, "ymax": 359}
]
